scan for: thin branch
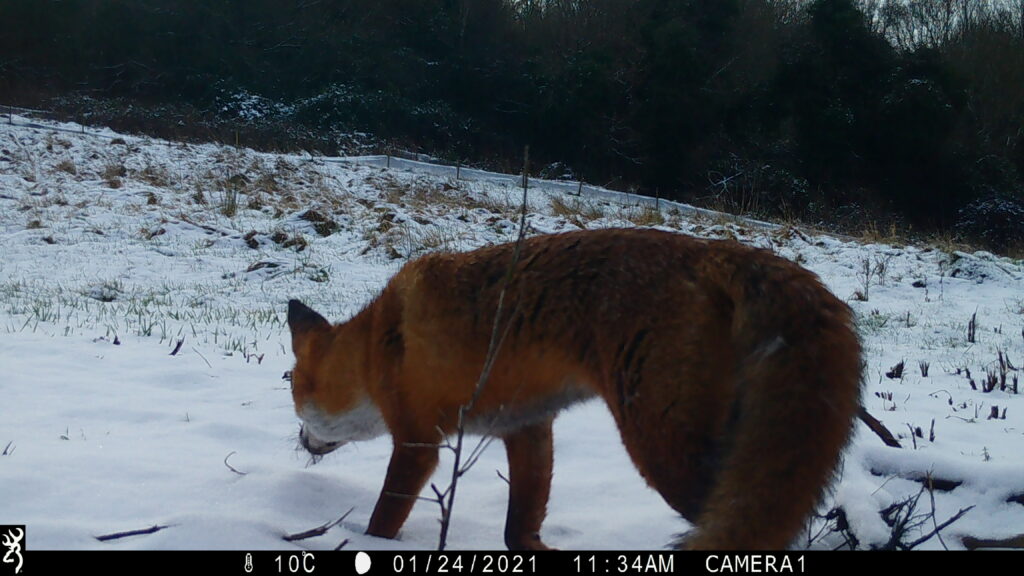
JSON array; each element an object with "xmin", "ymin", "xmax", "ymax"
[
  {"xmin": 223, "ymin": 451, "xmax": 248, "ymax": 476},
  {"xmin": 430, "ymin": 484, "xmax": 447, "ymax": 503},
  {"xmin": 282, "ymin": 507, "xmax": 354, "ymax": 542},
  {"xmin": 96, "ymin": 524, "xmax": 170, "ymax": 542},
  {"xmin": 926, "ymin": 474, "xmax": 949, "ymax": 550},
  {"xmin": 436, "ymin": 147, "xmax": 532, "ymax": 551},
  {"xmin": 904, "ymin": 505, "xmax": 974, "ymax": 550},
  {"xmin": 858, "ymin": 406, "xmax": 902, "ymax": 448},
  {"xmin": 962, "ymin": 533, "xmax": 1024, "ymax": 550},
  {"xmin": 460, "ymin": 433, "xmax": 497, "ymax": 475},
  {"xmin": 191, "ymin": 347, "xmax": 212, "ymax": 369}
]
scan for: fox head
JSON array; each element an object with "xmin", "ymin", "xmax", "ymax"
[{"xmin": 287, "ymin": 299, "xmax": 386, "ymax": 456}]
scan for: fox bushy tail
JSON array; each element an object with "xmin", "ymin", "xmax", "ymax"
[{"xmin": 686, "ymin": 260, "xmax": 863, "ymax": 550}]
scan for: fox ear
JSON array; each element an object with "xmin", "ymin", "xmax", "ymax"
[{"xmin": 288, "ymin": 299, "xmax": 330, "ymax": 336}]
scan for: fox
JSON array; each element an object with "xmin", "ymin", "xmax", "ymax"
[{"xmin": 286, "ymin": 227, "xmax": 862, "ymax": 550}]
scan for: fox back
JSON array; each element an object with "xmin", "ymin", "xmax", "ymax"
[{"xmin": 287, "ymin": 228, "xmax": 862, "ymax": 549}]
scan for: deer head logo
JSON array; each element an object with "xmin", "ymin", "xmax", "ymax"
[{"xmin": 2, "ymin": 528, "xmax": 23, "ymax": 574}]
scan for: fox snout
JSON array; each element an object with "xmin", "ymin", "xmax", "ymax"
[{"xmin": 298, "ymin": 424, "xmax": 344, "ymax": 456}]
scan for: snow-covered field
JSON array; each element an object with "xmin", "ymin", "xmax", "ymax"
[{"xmin": 1, "ymin": 117, "xmax": 1022, "ymax": 551}]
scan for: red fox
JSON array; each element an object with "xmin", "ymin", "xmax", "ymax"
[{"xmin": 287, "ymin": 228, "xmax": 862, "ymax": 550}]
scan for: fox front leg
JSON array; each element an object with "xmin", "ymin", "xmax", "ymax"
[
  {"xmin": 502, "ymin": 418, "xmax": 555, "ymax": 550},
  {"xmin": 366, "ymin": 440, "xmax": 439, "ymax": 539}
]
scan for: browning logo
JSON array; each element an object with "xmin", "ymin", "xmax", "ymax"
[{"xmin": 1, "ymin": 526, "xmax": 23, "ymax": 575}]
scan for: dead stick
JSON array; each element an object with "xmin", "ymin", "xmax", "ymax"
[
  {"xmin": 904, "ymin": 506, "xmax": 974, "ymax": 550},
  {"xmin": 96, "ymin": 524, "xmax": 170, "ymax": 542},
  {"xmin": 927, "ymin": 474, "xmax": 949, "ymax": 550},
  {"xmin": 283, "ymin": 507, "xmax": 354, "ymax": 542},
  {"xmin": 224, "ymin": 451, "xmax": 247, "ymax": 476},
  {"xmin": 858, "ymin": 406, "xmax": 902, "ymax": 448},
  {"xmin": 963, "ymin": 533, "xmax": 1024, "ymax": 550}
]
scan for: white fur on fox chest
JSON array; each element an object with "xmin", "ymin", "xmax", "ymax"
[
  {"xmin": 298, "ymin": 400, "xmax": 388, "ymax": 444},
  {"xmin": 299, "ymin": 380, "xmax": 594, "ymax": 444},
  {"xmin": 463, "ymin": 381, "xmax": 595, "ymax": 436}
]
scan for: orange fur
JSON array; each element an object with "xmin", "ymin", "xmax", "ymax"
[{"xmin": 287, "ymin": 228, "xmax": 862, "ymax": 550}]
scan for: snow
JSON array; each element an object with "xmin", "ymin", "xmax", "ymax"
[{"xmin": 1, "ymin": 116, "xmax": 1022, "ymax": 551}]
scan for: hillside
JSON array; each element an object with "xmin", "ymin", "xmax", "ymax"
[{"xmin": 1, "ymin": 117, "xmax": 1023, "ymax": 551}]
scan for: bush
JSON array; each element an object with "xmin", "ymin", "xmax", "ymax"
[
  {"xmin": 956, "ymin": 194, "xmax": 1024, "ymax": 252},
  {"xmin": 704, "ymin": 154, "xmax": 810, "ymax": 219}
]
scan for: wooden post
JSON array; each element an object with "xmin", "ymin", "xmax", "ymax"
[{"xmin": 522, "ymin": 145, "xmax": 530, "ymax": 192}]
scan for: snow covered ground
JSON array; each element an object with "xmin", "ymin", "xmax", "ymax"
[{"xmin": 1, "ymin": 117, "xmax": 1022, "ymax": 551}]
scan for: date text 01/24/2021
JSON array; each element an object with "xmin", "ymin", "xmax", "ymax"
[
  {"xmin": 266, "ymin": 552, "xmax": 805, "ymax": 575},
  {"xmin": 384, "ymin": 553, "xmax": 803, "ymax": 574}
]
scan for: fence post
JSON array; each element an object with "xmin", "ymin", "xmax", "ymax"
[{"xmin": 522, "ymin": 145, "xmax": 529, "ymax": 191}]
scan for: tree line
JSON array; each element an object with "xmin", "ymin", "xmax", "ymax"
[{"xmin": 2, "ymin": 0, "xmax": 1022, "ymax": 250}]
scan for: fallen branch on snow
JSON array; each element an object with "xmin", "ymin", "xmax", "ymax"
[
  {"xmin": 858, "ymin": 406, "xmax": 902, "ymax": 448},
  {"xmin": 282, "ymin": 507, "xmax": 354, "ymax": 542},
  {"xmin": 95, "ymin": 524, "xmax": 170, "ymax": 542}
]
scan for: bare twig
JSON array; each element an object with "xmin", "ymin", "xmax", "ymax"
[
  {"xmin": 223, "ymin": 451, "xmax": 248, "ymax": 476},
  {"xmin": 904, "ymin": 505, "xmax": 973, "ymax": 550},
  {"xmin": 880, "ymin": 484, "xmax": 928, "ymax": 549},
  {"xmin": 858, "ymin": 406, "xmax": 902, "ymax": 448},
  {"xmin": 877, "ymin": 474, "xmax": 973, "ymax": 550},
  {"xmin": 927, "ymin": 474, "xmax": 949, "ymax": 550},
  {"xmin": 96, "ymin": 524, "xmax": 170, "ymax": 542},
  {"xmin": 435, "ymin": 146, "xmax": 532, "ymax": 551},
  {"xmin": 191, "ymin": 347, "xmax": 212, "ymax": 368},
  {"xmin": 282, "ymin": 507, "xmax": 354, "ymax": 542},
  {"xmin": 962, "ymin": 533, "xmax": 1024, "ymax": 550},
  {"xmin": 906, "ymin": 424, "xmax": 918, "ymax": 449},
  {"xmin": 461, "ymin": 436, "xmax": 497, "ymax": 473}
]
